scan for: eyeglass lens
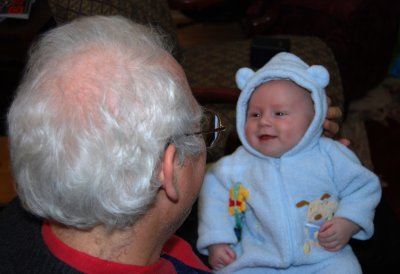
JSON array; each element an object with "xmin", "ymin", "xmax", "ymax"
[{"xmin": 202, "ymin": 111, "xmax": 221, "ymax": 148}]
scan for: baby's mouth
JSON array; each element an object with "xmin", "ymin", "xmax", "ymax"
[{"xmin": 259, "ymin": 134, "xmax": 276, "ymax": 141}]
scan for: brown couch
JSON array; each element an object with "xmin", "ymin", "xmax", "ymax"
[{"xmin": 166, "ymin": 0, "xmax": 400, "ymax": 105}]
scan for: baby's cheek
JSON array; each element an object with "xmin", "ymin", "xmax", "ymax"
[{"xmin": 245, "ymin": 123, "xmax": 256, "ymax": 141}]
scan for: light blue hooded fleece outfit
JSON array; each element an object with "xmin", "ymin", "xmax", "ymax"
[{"xmin": 197, "ymin": 52, "xmax": 381, "ymax": 274}]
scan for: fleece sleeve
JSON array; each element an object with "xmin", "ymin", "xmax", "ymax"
[
  {"xmin": 196, "ymin": 160, "xmax": 239, "ymax": 255},
  {"xmin": 322, "ymin": 138, "xmax": 382, "ymax": 240}
]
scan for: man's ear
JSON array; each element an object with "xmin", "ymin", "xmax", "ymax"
[{"xmin": 159, "ymin": 144, "xmax": 179, "ymax": 202}]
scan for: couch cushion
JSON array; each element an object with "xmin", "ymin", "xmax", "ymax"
[{"xmin": 183, "ymin": 36, "xmax": 344, "ymax": 110}]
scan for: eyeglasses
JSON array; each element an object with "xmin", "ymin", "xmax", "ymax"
[{"xmin": 185, "ymin": 109, "xmax": 226, "ymax": 148}]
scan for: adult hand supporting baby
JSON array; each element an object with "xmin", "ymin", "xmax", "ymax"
[{"xmin": 323, "ymin": 97, "xmax": 350, "ymax": 146}]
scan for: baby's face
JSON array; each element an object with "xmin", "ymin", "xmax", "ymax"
[{"xmin": 245, "ymin": 80, "xmax": 314, "ymax": 157}]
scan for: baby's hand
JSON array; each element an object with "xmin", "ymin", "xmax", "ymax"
[
  {"xmin": 208, "ymin": 244, "xmax": 236, "ymax": 271},
  {"xmin": 318, "ymin": 217, "xmax": 360, "ymax": 252}
]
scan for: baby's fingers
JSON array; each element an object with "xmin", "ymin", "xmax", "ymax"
[{"xmin": 320, "ymin": 240, "xmax": 342, "ymax": 252}]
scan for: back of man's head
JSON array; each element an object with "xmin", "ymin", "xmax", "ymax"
[{"xmin": 7, "ymin": 15, "xmax": 203, "ymax": 230}]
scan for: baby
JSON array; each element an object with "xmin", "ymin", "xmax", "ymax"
[{"xmin": 197, "ymin": 52, "xmax": 381, "ymax": 274}]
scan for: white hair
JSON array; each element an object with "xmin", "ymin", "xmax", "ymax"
[{"xmin": 7, "ymin": 15, "xmax": 203, "ymax": 229}]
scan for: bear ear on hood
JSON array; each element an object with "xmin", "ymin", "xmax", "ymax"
[
  {"xmin": 236, "ymin": 67, "xmax": 255, "ymax": 90},
  {"xmin": 307, "ymin": 65, "xmax": 329, "ymax": 88}
]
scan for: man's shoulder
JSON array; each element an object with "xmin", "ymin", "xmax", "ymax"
[
  {"xmin": 0, "ymin": 197, "xmax": 42, "ymax": 248},
  {"xmin": 0, "ymin": 197, "xmax": 42, "ymax": 234},
  {"xmin": 161, "ymin": 253, "xmax": 212, "ymax": 274},
  {"xmin": 0, "ymin": 198, "xmax": 54, "ymax": 273},
  {"xmin": 163, "ymin": 235, "xmax": 212, "ymax": 273}
]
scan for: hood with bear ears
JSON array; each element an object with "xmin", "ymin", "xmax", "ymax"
[{"xmin": 235, "ymin": 52, "xmax": 329, "ymax": 159}]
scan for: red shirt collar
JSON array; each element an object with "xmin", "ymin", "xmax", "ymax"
[{"xmin": 42, "ymin": 222, "xmax": 210, "ymax": 273}]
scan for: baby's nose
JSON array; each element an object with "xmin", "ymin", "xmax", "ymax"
[{"xmin": 259, "ymin": 115, "xmax": 272, "ymax": 126}]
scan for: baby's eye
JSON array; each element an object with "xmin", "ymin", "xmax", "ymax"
[
  {"xmin": 275, "ymin": 112, "xmax": 286, "ymax": 116},
  {"xmin": 249, "ymin": 112, "xmax": 261, "ymax": 118}
]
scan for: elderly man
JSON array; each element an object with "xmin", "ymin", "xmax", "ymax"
[{"xmin": 0, "ymin": 15, "xmax": 217, "ymax": 273}]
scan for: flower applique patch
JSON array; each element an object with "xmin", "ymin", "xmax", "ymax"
[{"xmin": 229, "ymin": 182, "xmax": 249, "ymax": 241}]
